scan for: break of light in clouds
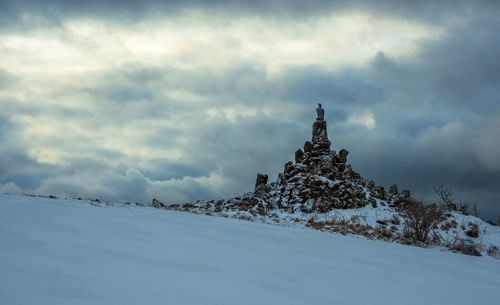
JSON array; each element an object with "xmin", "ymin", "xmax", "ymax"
[
  {"xmin": 1, "ymin": 11, "xmax": 437, "ymax": 162},
  {"xmin": 2, "ymin": 12, "xmax": 437, "ymax": 73},
  {"xmin": 1, "ymin": 1, "xmax": 500, "ymax": 220}
]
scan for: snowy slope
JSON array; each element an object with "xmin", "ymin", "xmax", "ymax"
[{"xmin": 1, "ymin": 194, "xmax": 499, "ymax": 305}]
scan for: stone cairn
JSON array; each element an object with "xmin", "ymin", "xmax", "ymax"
[{"xmin": 160, "ymin": 104, "xmax": 413, "ymax": 216}]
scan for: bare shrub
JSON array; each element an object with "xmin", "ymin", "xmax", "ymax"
[
  {"xmin": 486, "ymin": 245, "xmax": 500, "ymax": 258},
  {"xmin": 374, "ymin": 225, "xmax": 393, "ymax": 240},
  {"xmin": 486, "ymin": 220, "xmax": 497, "ymax": 226},
  {"xmin": 434, "ymin": 184, "xmax": 455, "ymax": 209},
  {"xmin": 458, "ymin": 203, "xmax": 470, "ymax": 215},
  {"xmin": 350, "ymin": 214, "xmax": 360, "ymax": 223},
  {"xmin": 471, "ymin": 202, "xmax": 479, "ymax": 217},
  {"xmin": 448, "ymin": 238, "xmax": 482, "ymax": 256},
  {"xmin": 400, "ymin": 200, "xmax": 445, "ymax": 244},
  {"xmin": 434, "ymin": 185, "xmax": 475, "ymax": 216}
]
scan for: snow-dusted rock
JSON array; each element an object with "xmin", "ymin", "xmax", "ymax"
[{"xmin": 157, "ymin": 106, "xmax": 499, "ymax": 257}]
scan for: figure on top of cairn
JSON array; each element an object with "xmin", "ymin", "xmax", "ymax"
[{"xmin": 316, "ymin": 103, "xmax": 325, "ymax": 121}]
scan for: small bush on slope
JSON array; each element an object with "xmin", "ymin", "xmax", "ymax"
[
  {"xmin": 447, "ymin": 237, "xmax": 482, "ymax": 256},
  {"xmin": 400, "ymin": 200, "xmax": 446, "ymax": 244},
  {"xmin": 486, "ymin": 245, "xmax": 500, "ymax": 258}
]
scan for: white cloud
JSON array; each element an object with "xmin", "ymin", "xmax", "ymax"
[
  {"xmin": 0, "ymin": 10, "xmax": 438, "ymax": 168},
  {"xmin": 0, "ymin": 11, "xmax": 441, "ymax": 75},
  {"xmin": 1, "ymin": 5, "xmax": 499, "ymax": 220},
  {"xmin": 0, "ymin": 182, "xmax": 23, "ymax": 194},
  {"xmin": 346, "ymin": 110, "xmax": 376, "ymax": 130}
]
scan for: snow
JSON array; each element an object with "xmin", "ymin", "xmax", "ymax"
[
  {"xmin": 1, "ymin": 194, "xmax": 499, "ymax": 305},
  {"xmin": 192, "ymin": 193, "xmax": 500, "ymax": 256}
]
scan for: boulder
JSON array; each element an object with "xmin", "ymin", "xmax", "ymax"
[
  {"xmin": 295, "ymin": 149, "xmax": 304, "ymax": 163},
  {"xmin": 152, "ymin": 198, "xmax": 166, "ymax": 208},
  {"xmin": 312, "ymin": 120, "xmax": 328, "ymax": 141},
  {"xmin": 389, "ymin": 184, "xmax": 398, "ymax": 195},
  {"xmin": 311, "ymin": 120, "xmax": 331, "ymax": 153},
  {"xmin": 255, "ymin": 173, "xmax": 268, "ymax": 190},
  {"xmin": 373, "ymin": 186, "xmax": 385, "ymax": 200},
  {"xmin": 165, "ymin": 105, "xmax": 418, "ymax": 225},
  {"xmin": 339, "ymin": 149, "xmax": 349, "ymax": 164},
  {"xmin": 304, "ymin": 141, "xmax": 313, "ymax": 153},
  {"xmin": 284, "ymin": 161, "xmax": 294, "ymax": 174}
]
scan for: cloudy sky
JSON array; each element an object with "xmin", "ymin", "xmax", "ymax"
[{"xmin": 1, "ymin": 1, "xmax": 499, "ymax": 219}]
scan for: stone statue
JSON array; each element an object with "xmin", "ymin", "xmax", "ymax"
[{"xmin": 316, "ymin": 103, "xmax": 325, "ymax": 121}]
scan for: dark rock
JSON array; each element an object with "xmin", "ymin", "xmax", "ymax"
[
  {"xmin": 295, "ymin": 149, "xmax": 304, "ymax": 163},
  {"xmin": 182, "ymin": 203, "xmax": 195, "ymax": 209},
  {"xmin": 152, "ymin": 198, "xmax": 166, "ymax": 208},
  {"xmin": 168, "ymin": 203, "xmax": 181, "ymax": 209},
  {"xmin": 401, "ymin": 190, "xmax": 411, "ymax": 198},
  {"xmin": 167, "ymin": 105, "xmax": 417, "ymax": 229},
  {"xmin": 312, "ymin": 120, "xmax": 328, "ymax": 141},
  {"xmin": 465, "ymin": 222, "xmax": 479, "ymax": 238},
  {"xmin": 373, "ymin": 186, "xmax": 385, "ymax": 200},
  {"xmin": 304, "ymin": 141, "xmax": 312, "ymax": 153},
  {"xmin": 284, "ymin": 161, "xmax": 294, "ymax": 174},
  {"xmin": 312, "ymin": 120, "xmax": 331, "ymax": 153},
  {"xmin": 376, "ymin": 219, "xmax": 388, "ymax": 225},
  {"xmin": 339, "ymin": 149, "xmax": 349, "ymax": 164},
  {"xmin": 389, "ymin": 184, "xmax": 398, "ymax": 195},
  {"xmin": 255, "ymin": 173, "xmax": 268, "ymax": 190}
]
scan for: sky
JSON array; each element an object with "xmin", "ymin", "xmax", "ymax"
[{"xmin": 0, "ymin": 0, "xmax": 499, "ymax": 220}]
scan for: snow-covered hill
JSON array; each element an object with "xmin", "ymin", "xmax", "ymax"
[
  {"xmin": 156, "ymin": 107, "xmax": 500, "ymax": 257},
  {"xmin": 1, "ymin": 194, "xmax": 499, "ymax": 305}
]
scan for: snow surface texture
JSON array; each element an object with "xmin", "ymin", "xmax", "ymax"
[
  {"xmin": 169, "ymin": 193, "xmax": 500, "ymax": 257},
  {"xmin": 1, "ymin": 194, "xmax": 499, "ymax": 305}
]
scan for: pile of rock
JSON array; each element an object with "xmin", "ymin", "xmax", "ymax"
[
  {"xmin": 160, "ymin": 104, "xmax": 413, "ymax": 216},
  {"xmin": 150, "ymin": 106, "xmax": 500, "ymax": 258}
]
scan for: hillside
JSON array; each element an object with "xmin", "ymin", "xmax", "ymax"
[
  {"xmin": 1, "ymin": 194, "xmax": 499, "ymax": 305},
  {"xmin": 156, "ymin": 106, "xmax": 500, "ymax": 257}
]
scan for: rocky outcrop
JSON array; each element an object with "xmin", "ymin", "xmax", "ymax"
[
  {"xmin": 152, "ymin": 105, "xmax": 500, "ymax": 258},
  {"xmin": 295, "ymin": 149, "xmax": 304, "ymax": 163},
  {"xmin": 389, "ymin": 184, "xmax": 398, "ymax": 195},
  {"xmin": 163, "ymin": 105, "xmax": 415, "ymax": 216},
  {"xmin": 255, "ymin": 173, "xmax": 268, "ymax": 191}
]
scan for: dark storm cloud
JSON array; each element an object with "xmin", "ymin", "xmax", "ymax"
[
  {"xmin": 2, "ymin": 0, "xmax": 500, "ymax": 30},
  {"xmin": 369, "ymin": 21, "xmax": 500, "ymax": 112},
  {"xmin": 1, "ymin": 0, "xmax": 499, "ymax": 220},
  {"xmin": 0, "ymin": 115, "xmax": 11, "ymax": 141},
  {"xmin": 326, "ymin": 19, "xmax": 500, "ymax": 219},
  {"xmin": 0, "ymin": 136, "xmax": 59, "ymax": 190},
  {"xmin": 140, "ymin": 160, "xmax": 211, "ymax": 181},
  {"xmin": 277, "ymin": 66, "xmax": 380, "ymax": 105}
]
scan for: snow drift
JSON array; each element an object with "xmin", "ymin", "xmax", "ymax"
[{"xmin": 1, "ymin": 194, "xmax": 499, "ymax": 305}]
